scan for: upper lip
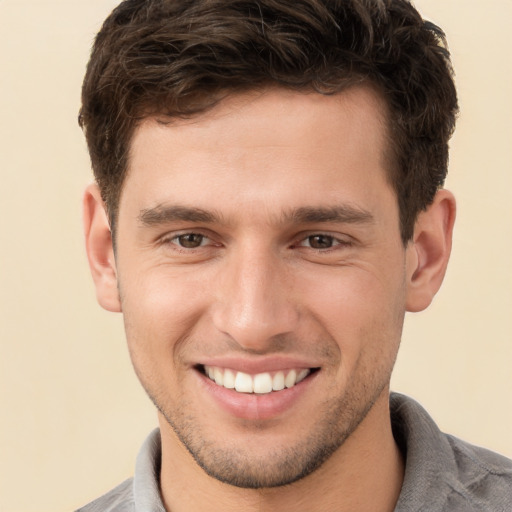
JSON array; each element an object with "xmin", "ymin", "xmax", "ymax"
[{"xmin": 195, "ymin": 356, "xmax": 321, "ymax": 374}]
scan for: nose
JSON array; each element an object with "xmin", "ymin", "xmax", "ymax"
[{"xmin": 211, "ymin": 243, "xmax": 300, "ymax": 351}]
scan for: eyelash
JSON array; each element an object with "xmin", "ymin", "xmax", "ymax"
[
  {"xmin": 162, "ymin": 232, "xmax": 213, "ymax": 250},
  {"xmin": 160, "ymin": 231, "xmax": 352, "ymax": 253},
  {"xmin": 294, "ymin": 234, "xmax": 352, "ymax": 250}
]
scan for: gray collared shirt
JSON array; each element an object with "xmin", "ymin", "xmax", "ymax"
[{"xmin": 76, "ymin": 393, "xmax": 512, "ymax": 511}]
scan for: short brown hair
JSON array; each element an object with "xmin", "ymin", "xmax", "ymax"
[{"xmin": 79, "ymin": 0, "xmax": 458, "ymax": 242}]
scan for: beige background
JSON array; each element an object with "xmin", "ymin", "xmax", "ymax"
[{"xmin": 0, "ymin": 1, "xmax": 510, "ymax": 511}]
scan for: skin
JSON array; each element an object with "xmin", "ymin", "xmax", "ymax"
[{"xmin": 84, "ymin": 86, "xmax": 455, "ymax": 511}]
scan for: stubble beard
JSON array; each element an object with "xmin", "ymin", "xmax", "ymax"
[
  {"xmin": 147, "ymin": 371, "xmax": 390, "ymax": 489},
  {"xmin": 121, "ymin": 284, "xmax": 403, "ymax": 490}
]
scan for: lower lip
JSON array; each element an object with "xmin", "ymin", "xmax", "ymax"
[{"xmin": 196, "ymin": 370, "xmax": 318, "ymax": 421}]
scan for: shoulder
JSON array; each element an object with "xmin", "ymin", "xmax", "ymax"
[
  {"xmin": 445, "ymin": 434, "xmax": 512, "ymax": 506},
  {"xmin": 75, "ymin": 478, "xmax": 134, "ymax": 512},
  {"xmin": 391, "ymin": 393, "xmax": 512, "ymax": 511}
]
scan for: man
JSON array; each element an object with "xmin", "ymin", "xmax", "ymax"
[{"xmin": 77, "ymin": 0, "xmax": 512, "ymax": 510}]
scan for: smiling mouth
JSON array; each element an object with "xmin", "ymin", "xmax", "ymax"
[{"xmin": 198, "ymin": 365, "xmax": 320, "ymax": 395}]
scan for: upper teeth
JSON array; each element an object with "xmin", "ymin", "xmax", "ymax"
[{"xmin": 204, "ymin": 366, "xmax": 311, "ymax": 394}]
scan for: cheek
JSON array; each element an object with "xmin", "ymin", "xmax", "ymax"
[
  {"xmin": 122, "ymin": 265, "xmax": 207, "ymax": 324},
  {"xmin": 300, "ymin": 263, "xmax": 406, "ymax": 356},
  {"xmin": 119, "ymin": 269, "xmax": 209, "ymax": 373}
]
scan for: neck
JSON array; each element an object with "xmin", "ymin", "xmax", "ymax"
[{"xmin": 159, "ymin": 390, "xmax": 404, "ymax": 512}]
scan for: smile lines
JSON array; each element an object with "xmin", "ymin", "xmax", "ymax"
[{"xmin": 203, "ymin": 365, "xmax": 313, "ymax": 394}]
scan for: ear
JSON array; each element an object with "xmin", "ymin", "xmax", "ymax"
[
  {"xmin": 83, "ymin": 183, "xmax": 121, "ymax": 312},
  {"xmin": 405, "ymin": 189, "xmax": 456, "ymax": 312}
]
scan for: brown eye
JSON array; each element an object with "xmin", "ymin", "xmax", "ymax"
[
  {"xmin": 307, "ymin": 235, "xmax": 334, "ymax": 249},
  {"xmin": 176, "ymin": 233, "xmax": 205, "ymax": 248}
]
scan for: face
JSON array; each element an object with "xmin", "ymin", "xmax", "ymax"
[{"xmin": 114, "ymin": 87, "xmax": 410, "ymax": 488}]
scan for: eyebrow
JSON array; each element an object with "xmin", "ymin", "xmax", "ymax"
[
  {"xmin": 138, "ymin": 205, "xmax": 219, "ymax": 226},
  {"xmin": 286, "ymin": 205, "xmax": 374, "ymax": 225},
  {"xmin": 138, "ymin": 204, "xmax": 374, "ymax": 227}
]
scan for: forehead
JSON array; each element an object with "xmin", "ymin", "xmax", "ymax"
[
  {"xmin": 122, "ymin": 86, "xmax": 394, "ymax": 222},
  {"xmin": 132, "ymin": 85, "xmax": 389, "ymax": 154}
]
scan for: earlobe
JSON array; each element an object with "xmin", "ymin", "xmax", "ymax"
[
  {"xmin": 83, "ymin": 183, "xmax": 122, "ymax": 312},
  {"xmin": 405, "ymin": 189, "xmax": 456, "ymax": 312}
]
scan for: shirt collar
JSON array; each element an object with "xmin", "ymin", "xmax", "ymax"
[{"xmin": 133, "ymin": 428, "xmax": 166, "ymax": 512}]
